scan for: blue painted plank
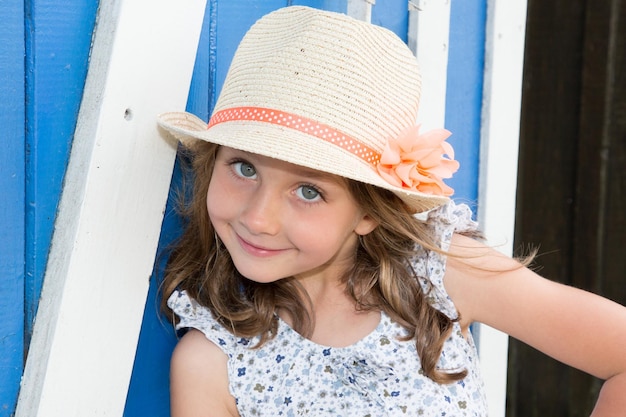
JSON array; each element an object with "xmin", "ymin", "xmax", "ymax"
[
  {"xmin": 186, "ymin": 0, "xmax": 217, "ymax": 121},
  {"xmin": 291, "ymin": 0, "xmax": 346, "ymax": 13},
  {"xmin": 445, "ymin": 0, "xmax": 487, "ymax": 208},
  {"xmin": 212, "ymin": 0, "xmax": 292, "ymax": 107},
  {"xmin": 0, "ymin": 1, "xmax": 26, "ymax": 415},
  {"xmin": 371, "ymin": 0, "xmax": 408, "ymax": 40},
  {"xmin": 23, "ymin": 0, "xmax": 99, "ymax": 340},
  {"xmin": 123, "ymin": 165, "xmax": 183, "ymax": 416}
]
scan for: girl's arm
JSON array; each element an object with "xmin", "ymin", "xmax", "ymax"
[
  {"xmin": 444, "ymin": 234, "xmax": 626, "ymax": 417},
  {"xmin": 170, "ymin": 329, "xmax": 239, "ymax": 417}
]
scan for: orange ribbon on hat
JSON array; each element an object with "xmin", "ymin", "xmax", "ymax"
[{"xmin": 208, "ymin": 107, "xmax": 459, "ymax": 196}]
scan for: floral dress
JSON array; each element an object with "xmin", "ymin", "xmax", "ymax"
[{"xmin": 168, "ymin": 202, "xmax": 488, "ymax": 416}]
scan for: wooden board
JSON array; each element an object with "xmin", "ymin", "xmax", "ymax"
[
  {"xmin": 509, "ymin": 0, "xmax": 626, "ymax": 414},
  {"xmin": 0, "ymin": 0, "xmax": 26, "ymax": 414},
  {"xmin": 477, "ymin": 1, "xmax": 528, "ymax": 416}
]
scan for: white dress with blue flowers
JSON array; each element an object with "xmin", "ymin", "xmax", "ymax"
[{"xmin": 168, "ymin": 202, "xmax": 488, "ymax": 416}]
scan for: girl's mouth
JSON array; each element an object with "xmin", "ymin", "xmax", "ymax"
[{"xmin": 236, "ymin": 234, "xmax": 287, "ymax": 258}]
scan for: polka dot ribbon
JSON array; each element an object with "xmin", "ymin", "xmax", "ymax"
[{"xmin": 207, "ymin": 107, "xmax": 381, "ymax": 166}]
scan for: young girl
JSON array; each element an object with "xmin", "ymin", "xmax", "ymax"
[{"xmin": 157, "ymin": 6, "xmax": 626, "ymax": 417}]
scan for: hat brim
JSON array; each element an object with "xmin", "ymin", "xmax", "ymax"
[{"xmin": 157, "ymin": 111, "xmax": 449, "ymax": 213}]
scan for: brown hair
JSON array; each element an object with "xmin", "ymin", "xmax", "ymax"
[{"xmin": 162, "ymin": 141, "xmax": 469, "ymax": 383}]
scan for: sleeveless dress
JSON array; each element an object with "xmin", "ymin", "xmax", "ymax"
[{"xmin": 168, "ymin": 202, "xmax": 489, "ymax": 416}]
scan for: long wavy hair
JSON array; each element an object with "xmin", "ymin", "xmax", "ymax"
[{"xmin": 162, "ymin": 141, "xmax": 473, "ymax": 383}]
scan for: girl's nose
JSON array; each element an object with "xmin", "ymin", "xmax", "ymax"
[{"xmin": 239, "ymin": 186, "xmax": 282, "ymax": 236}]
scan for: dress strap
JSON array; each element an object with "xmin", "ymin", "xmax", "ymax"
[
  {"xmin": 167, "ymin": 290, "xmax": 243, "ymax": 352},
  {"xmin": 413, "ymin": 201, "xmax": 478, "ymax": 318}
]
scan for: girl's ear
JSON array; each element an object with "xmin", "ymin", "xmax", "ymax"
[{"xmin": 354, "ymin": 214, "xmax": 379, "ymax": 236}]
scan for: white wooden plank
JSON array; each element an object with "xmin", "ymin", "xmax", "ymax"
[
  {"xmin": 347, "ymin": 0, "xmax": 374, "ymax": 22},
  {"xmin": 476, "ymin": 0, "xmax": 528, "ymax": 416},
  {"xmin": 407, "ymin": 0, "xmax": 451, "ymax": 130},
  {"xmin": 15, "ymin": 1, "xmax": 206, "ymax": 416}
]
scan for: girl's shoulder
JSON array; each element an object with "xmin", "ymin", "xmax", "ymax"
[{"xmin": 169, "ymin": 329, "xmax": 238, "ymax": 416}]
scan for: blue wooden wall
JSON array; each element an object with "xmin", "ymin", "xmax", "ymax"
[
  {"xmin": 1, "ymin": 1, "xmax": 26, "ymax": 414},
  {"xmin": 22, "ymin": 0, "xmax": 100, "ymax": 340},
  {"xmin": 0, "ymin": 1, "xmax": 98, "ymax": 415},
  {"xmin": 445, "ymin": 1, "xmax": 486, "ymax": 208},
  {"xmin": 0, "ymin": 1, "xmax": 485, "ymax": 415}
]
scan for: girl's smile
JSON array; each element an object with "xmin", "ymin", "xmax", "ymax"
[
  {"xmin": 235, "ymin": 233, "xmax": 290, "ymax": 258},
  {"xmin": 206, "ymin": 146, "xmax": 377, "ymax": 284}
]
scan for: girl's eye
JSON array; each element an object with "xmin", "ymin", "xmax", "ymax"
[
  {"xmin": 296, "ymin": 185, "xmax": 322, "ymax": 202},
  {"xmin": 233, "ymin": 161, "xmax": 257, "ymax": 178}
]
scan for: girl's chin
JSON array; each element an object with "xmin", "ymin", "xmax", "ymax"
[{"xmin": 236, "ymin": 269, "xmax": 289, "ymax": 284}]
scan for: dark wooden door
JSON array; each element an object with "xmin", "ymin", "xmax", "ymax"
[{"xmin": 509, "ymin": 0, "xmax": 626, "ymax": 415}]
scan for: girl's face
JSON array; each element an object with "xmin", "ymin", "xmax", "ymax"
[{"xmin": 207, "ymin": 146, "xmax": 377, "ymax": 284}]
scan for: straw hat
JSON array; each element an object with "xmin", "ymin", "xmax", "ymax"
[{"xmin": 158, "ymin": 6, "xmax": 458, "ymax": 212}]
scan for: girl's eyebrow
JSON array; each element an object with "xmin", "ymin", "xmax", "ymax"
[{"xmin": 290, "ymin": 165, "xmax": 345, "ymax": 185}]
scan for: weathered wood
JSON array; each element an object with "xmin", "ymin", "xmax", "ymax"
[
  {"xmin": 510, "ymin": 0, "xmax": 626, "ymax": 415},
  {"xmin": 510, "ymin": 1, "xmax": 587, "ymax": 415},
  {"xmin": 575, "ymin": 0, "xmax": 626, "ymax": 303}
]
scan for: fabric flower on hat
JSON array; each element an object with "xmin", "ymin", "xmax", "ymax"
[{"xmin": 376, "ymin": 125, "xmax": 459, "ymax": 196}]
